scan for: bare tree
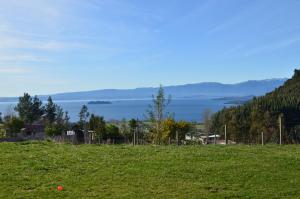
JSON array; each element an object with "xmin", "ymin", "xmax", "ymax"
[
  {"xmin": 5, "ymin": 105, "xmax": 16, "ymax": 120},
  {"xmin": 202, "ymin": 108, "xmax": 213, "ymax": 140},
  {"xmin": 79, "ymin": 105, "xmax": 90, "ymax": 143}
]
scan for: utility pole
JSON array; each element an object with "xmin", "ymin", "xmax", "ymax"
[
  {"xmin": 136, "ymin": 119, "xmax": 139, "ymax": 145},
  {"xmin": 133, "ymin": 128, "xmax": 136, "ymax": 146},
  {"xmin": 136, "ymin": 127, "xmax": 139, "ymax": 145},
  {"xmin": 214, "ymin": 133, "xmax": 216, "ymax": 145},
  {"xmin": 224, "ymin": 125, "xmax": 227, "ymax": 145},
  {"xmin": 279, "ymin": 116, "xmax": 282, "ymax": 145},
  {"xmin": 261, "ymin": 132, "xmax": 264, "ymax": 146},
  {"xmin": 176, "ymin": 130, "xmax": 179, "ymax": 146}
]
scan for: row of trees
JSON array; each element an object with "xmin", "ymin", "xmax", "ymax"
[
  {"xmin": 75, "ymin": 86, "xmax": 194, "ymax": 144},
  {"xmin": 75, "ymin": 109, "xmax": 143, "ymax": 144},
  {"xmin": 7, "ymin": 72, "xmax": 300, "ymax": 145},
  {"xmin": 0, "ymin": 93, "xmax": 70, "ymax": 137},
  {"xmin": 1, "ymin": 86, "xmax": 195, "ymax": 144}
]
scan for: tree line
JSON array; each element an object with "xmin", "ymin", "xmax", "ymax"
[
  {"xmin": 72, "ymin": 86, "xmax": 194, "ymax": 144},
  {"xmin": 0, "ymin": 86, "xmax": 195, "ymax": 144},
  {"xmin": 211, "ymin": 69, "xmax": 300, "ymax": 144}
]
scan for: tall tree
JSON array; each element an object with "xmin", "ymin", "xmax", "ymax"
[
  {"xmin": 55, "ymin": 105, "xmax": 64, "ymax": 124},
  {"xmin": 202, "ymin": 108, "xmax": 213, "ymax": 137},
  {"xmin": 128, "ymin": 118, "xmax": 139, "ymax": 144},
  {"xmin": 15, "ymin": 93, "xmax": 43, "ymax": 124},
  {"xmin": 79, "ymin": 105, "xmax": 89, "ymax": 127},
  {"xmin": 120, "ymin": 119, "xmax": 130, "ymax": 143},
  {"xmin": 64, "ymin": 111, "xmax": 70, "ymax": 129},
  {"xmin": 45, "ymin": 96, "xmax": 56, "ymax": 124},
  {"xmin": 89, "ymin": 114, "xmax": 106, "ymax": 144},
  {"xmin": 32, "ymin": 96, "xmax": 44, "ymax": 120},
  {"xmin": 147, "ymin": 85, "xmax": 171, "ymax": 144},
  {"xmin": 106, "ymin": 124, "xmax": 121, "ymax": 143},
  {"xmin": 79, "ymin": 105, "xmax": 90, "ymax": 143},
  {"xmin": 44, "ymin": 99, "xmax": 70, "ymax": 137},
  {"xmin": 4, "ymin": 116, "xmax": 24, "ymax": 137}
]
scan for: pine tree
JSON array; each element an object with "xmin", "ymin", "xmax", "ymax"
[{"xmin": 45, "ymin": 97, "xmax": 57, "ymax": 124}]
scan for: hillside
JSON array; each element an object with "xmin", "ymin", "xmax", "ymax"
[
  {"xmin": 212, "ymin": 69, "xmax": 300, "ymax": 144},
  {"xmin": 0, "ymin": 142, "xmax": 299, "ymax": 198}
]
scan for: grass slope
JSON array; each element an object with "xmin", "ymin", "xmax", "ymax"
[{"xmin": 0, "ymin": 142, "xmax": 299, "ymax": 198}]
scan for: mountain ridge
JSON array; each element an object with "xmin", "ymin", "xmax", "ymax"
[{"xmin": 0, "ymin": 78, "xmax": 287, "ymax": 102}]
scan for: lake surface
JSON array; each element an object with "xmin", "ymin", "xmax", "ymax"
[{"xmin": 0, "ymin": 99, "xmax": 231, "ymax": 122}]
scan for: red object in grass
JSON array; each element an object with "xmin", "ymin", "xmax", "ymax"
[{"xmin": 57, "ymin": 186, "xmax": 63, "ymax": 191}]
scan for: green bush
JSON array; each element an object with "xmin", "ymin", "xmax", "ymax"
[
  {"xmin": 45, "ymin": 123, "xmax": 64, "ymax": 136},
  {"xmin": 4, "ymin": 117, "xmax": 24, "ymax": 135}
]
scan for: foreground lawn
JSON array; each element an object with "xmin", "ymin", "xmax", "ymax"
[{"xmin": 0, "ymin": 142, "xmax": 299, "ymax": 198}]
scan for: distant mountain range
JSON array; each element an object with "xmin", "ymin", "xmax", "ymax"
[{"xmin": 0, "ymin": 78, "xmax": 287, "ymax": 102}]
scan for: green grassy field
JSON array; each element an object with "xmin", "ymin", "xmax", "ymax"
[{"xmin": 0, "ymin": 142, "xmax": 299, "ymax": 198}]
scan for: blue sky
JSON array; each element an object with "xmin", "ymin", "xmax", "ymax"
[{"xmin": 0, "ymin": 0, "xmax": 300, "ymax": 96}]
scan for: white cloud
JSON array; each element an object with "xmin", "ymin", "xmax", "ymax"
[
  {"xmin": 0, "ymin": 53, "xmax": 46, "ymax": 62},
  {"xmin": 0, "ymin": 66, "xmax": 28, "ymax": 74},
  {"xmin": 0, "ymin": 35, "xmax": 88, "ymax": 51},
  {"xmin": 0, "ymin": 0, "xmax": 92, "ymax": 53}
]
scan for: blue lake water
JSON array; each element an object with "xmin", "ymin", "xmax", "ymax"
[{"xmin": 0, "ymin": 99, "xmax": 230, "ymax": 122}]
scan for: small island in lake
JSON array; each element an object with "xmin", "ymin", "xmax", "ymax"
[{"xmin": 88, "ymin": 101, "xmax": 112, "ymax": 105}]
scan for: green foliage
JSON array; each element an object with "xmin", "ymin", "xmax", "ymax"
[
  {"xmin": 128, "ymin": 118, "xmax": 138, "ymax": 140},
  {"xmin": 44, "ymin": 97, "xmax": 68, "ymax": 128},
  {"xmin": 161, "ymin": 119, "xmax": 193, "ymax": 144},
  {"xmin": 45, "ymin": 97, "xmax": 57, "ymax": 124},
  {"xmin": 176, "ymin": 120, "xmax": 193, "ymax": 140},
  {"xmin": 45, "ymin": 123, "xmax": 64, "ymax": 136},
  {"xmin": 79, "ymin": 105, "xmax": 89, "ymax": 128},
  {"xmin": 120, "ymin": 119, "xmax": 131, "ymax": 142},
  {"xmin": 212, "ymin": 69, "xmax": 300, "ymax": 144},
  {"xmin": 105, "ymin": 124, "xmax": 121, "ymax": 140},
  {"xmin": 15, "ymin": 93, "xmax": 44, "ymax": 124},
  {"xmin": 4, "ymin": 116, "xmax": 25, "ymax": 135},
  {"xmin": 55, "ymin": 106, "xmax": 64, "ymax": 123},
  {"xmin": 0, "ymin": 142, "xmax": 299, "ymax": 198},
  {"xmin": 43, "ymin": 99, "xmax": 69, "ymax": 137},
  {"xmin": 64, "ymin": 111, "xmax": 70, "ymax": 129},
  {"xmin": 129, "ymin": 118, "xmax": 138, "ymax": 131},
  {"xmin": 0, "ymin": 124, "xmax": 5, "ymax": 138},
  {"xmin": 89, "ymin": 114, "xmax": 106, "ymax": 143},
  {"xmin": 202, "ymin": 108, "xmax": 213, "ymax": 135},
  {"xmin": 32, "ymin": 96, "xmax": 44, "ymax": 121},
  {"xmin": 162, "ymin": 118, "xmax": 177, "ymax": 142},
  {"xmin": 0, "ymin": 112, "xmax": 3, "ymax": 124},
  {"xmin": 147, "ymin": 85, "xmax": 172, "ymax": 144}
]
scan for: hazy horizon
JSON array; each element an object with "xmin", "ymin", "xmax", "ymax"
[{"xmin": 0, "ymin": 77, "xmax": 288, "ymax": 98}]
